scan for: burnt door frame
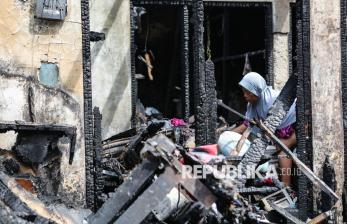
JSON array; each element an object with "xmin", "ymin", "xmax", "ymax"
[
  {"xmin": 130, "ymin": 0, "xmax": 274, "ymax": 125},
  {"xmin": 80, "ymin": 0, "xmax": 96, "ymax": 210},
  {"xmin": 291, "ymin": 0, "xmax": 313, "ymax": 220},
  {"xmin": 130, "ymin": 0, "xmax": 191, "ymax": 126}
]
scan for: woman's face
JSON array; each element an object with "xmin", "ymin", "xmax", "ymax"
[{"xmin": 242, "ymin": 87, "xmax": 258, "ymax": 104}]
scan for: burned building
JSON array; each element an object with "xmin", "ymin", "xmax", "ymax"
[{"xmin": 0, "ymin": 0, "xmax": 346, "ymax": 223}]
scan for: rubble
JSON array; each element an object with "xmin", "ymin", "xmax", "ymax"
[
  {"xmin": 0, "ymin": 79, "xmax": 340, "ymax": 224},
  {"xmin": 82, "ymin": 95, "xmax": 339, "ymax": 224},
  {"xmin": 0, "ymin": 100, "xmax": 340, "ymax": 224}
]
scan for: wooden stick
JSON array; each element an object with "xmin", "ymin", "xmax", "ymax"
[
  {"xmin": 218, "ymin": 100, "xmax": 339, "ymax": 201},
  {"xmin": 258, "ymin": 120, "xmax": 339, "ymax": 201},
  {"xmin": 234, "ymin": 127, "xmax": 251, "ymax": 155}
]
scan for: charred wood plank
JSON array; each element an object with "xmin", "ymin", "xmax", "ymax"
[
  {"xmin": 93, "ymin": 107, "xmax": 104, "ymax": 210},
  {"xmin": 0, "ymin": 121, "xmax": 76, "ymax": 164},
  {"xmin": 264, "ymin": 4, "xmax": 274, "ymax": 86},
  {"xmin": 103, "ymin": 139, "xmax": 130, "ymax": 150},
  {"xmin": 295, "ymin": 0, "xmax": 313, "ymax": 220},
  {"xmin": 81, "ymin": 0, "xmax": 94, "ymax": 210},
  {"xmin": 181, "ymin": 5, "xmax": 190, "ymax": 122},
  {"xmin": 192, "ymin": 0, "xmax": 207, "ymax": 145},
  {"xmin": 90, "ymin": 31, "xmax": 105, "ymax": 42},
  {"xmin": 102, "ymin": 128, "xmax": 136, "ymax": 144},
  {"xmin": 88, "ymin": 159, "xmax": 159, "ymax": 224},
  {"xmin": 130, "ymin": 1, "xmax": 138, "ymax": 128},
  {"xmin": 114, "ymin": 166, "xmax": 178, "ymax": 224},
  {"xmin": 102, "ymin": 147, "xmax": 126, "ymax": 158},
  {"xmin": 192, "ymin": 1, "xmax": 217, "ymax": 145},
  {"xmin": 0, "ymin": 179, "xmax": 33, "ymax": 216},
  {"xmin": 205, "ymin": 60, "xmax": 218, "ymax": 144}
]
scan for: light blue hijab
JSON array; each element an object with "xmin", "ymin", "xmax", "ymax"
[{"xmin": 239, "ymin": 72, "xmax": 296, "ymax": 130}]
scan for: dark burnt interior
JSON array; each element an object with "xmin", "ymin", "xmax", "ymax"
[
  {"xmin": 135, "ymin": 5, "xmax": 267, "ymax": 123},
  {"xmin": 135, "ymin": 7, "xmax": 183, "ymax": 119},
  {"xmin": 205, "ymin": 6, "xmax": 266, "ymax": 123}
]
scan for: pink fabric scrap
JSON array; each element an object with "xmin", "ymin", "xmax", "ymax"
[{"xmin": 170, "ymin": 118, "xmax": 186, "ymax": 127}]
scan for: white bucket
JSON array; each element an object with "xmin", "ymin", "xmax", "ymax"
[{"xmin": 217, "ymin": 131, "xmax": 251, "ymax": 157}]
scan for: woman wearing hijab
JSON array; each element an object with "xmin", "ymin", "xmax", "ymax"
[{"xmin": 233, "ymin": 72, "xmax": 296, "ymax": 186}]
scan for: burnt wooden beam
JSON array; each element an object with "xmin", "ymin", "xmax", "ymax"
[
  {"xmin": 81, "ymin": 0, "xmax": 95, "ymax": 210},
  {"xmin": 192, "ymin": 0, "xmax": 206, "ymax": 145},
  {"xmin": 0, "ymin": 121, "xmax": 76, "ymax": 164},
  {"xmin": 102, "ymin": 128, "xmax": 136, "ymax": 144},
  {"xmin": 93, "ymin": 107, "xmax": 104, "ymax": 210},
  {"xmin": 181, "ymin": 5, "xmax": 190, "ymax": 122},
  {"xmin": 205, "ymin": 60, "xmax": 217, "ymax": 143},
  {"xmin": 192, "ymin": 0, "xmax": 217, "ymax": 145},
  {"xmin": 264, "ymin": 4, "xmax": 274, "ymax": 86},
  {"xmin": 90, "ymin": 31, "xmax": 106, "ymax": 42},
  {"xmin": 296, "ymin": 0, "xmax": 313, "ymax": 220},
  {"xmin": 88, "ymin": 159, "xmax": 159, "ymax": 224},
  {"xmin": 114, "ymin": 167, "xmax": 178, "ymax": 224},
  {"xmin": 130, "ymin": 1, "xmax": 138, "ymax": 128}
]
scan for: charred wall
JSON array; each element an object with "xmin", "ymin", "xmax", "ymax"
[
  {"xmin": 0, "ymin": 0, "xmax": 86, "ymax": 207},
  {"xmin": 90, "ymin": 0, "xmax": 132, "ymax": 139},
  {"xmin": 0, "ymin": 71, "xmax": 85, "ymax": 207}
]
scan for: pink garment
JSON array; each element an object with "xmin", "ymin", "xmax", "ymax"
[
  {"xmin": 243, "ymin": 120, "xmax": 295, "ymax": 139},
  {"xmin": 170, "ymin": 118, "xmax": 186, "ymax": 127},
  {"xmin": 275, "ymin": 125, "xmax": 295, "ymax": 139}
]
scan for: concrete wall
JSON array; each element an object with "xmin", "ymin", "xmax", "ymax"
[
  {"xmin": 310, "ymin": 0, "xmax": 344, "ymax": 221},
  {"xmin": 0, "ymin": 0, "xmax": 85, "ymax": 207},
  {"xmin": 90, "ymin": 0, "xmax": 132, "ymax": 140},
  {"xmin": 272, "ymin": 0, "xmax": 292, "ymax": 90}
]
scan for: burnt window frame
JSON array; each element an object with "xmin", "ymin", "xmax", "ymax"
[
  {"xmin": 80, "ymin": 0, "xmax": 313, "ymax": 214},
  {"xmin": 129, "ymin": 0, "xmax": 274, "ymax": 126},
  {"xmin": 130, "ymin": 0, "xmax": 191, "ymax": 125}
]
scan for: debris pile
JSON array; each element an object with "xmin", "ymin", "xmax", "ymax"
[
  {"xmin": 86, "ymin": 103, "xmax": 338, "ymax": 224},
  {"xmin": 0, "ymin": 121, "xmax": 91, "ymax": 223},
  {"xmin": 0, "ymin": 104, "xmax": 339, "ymax": 224}
]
